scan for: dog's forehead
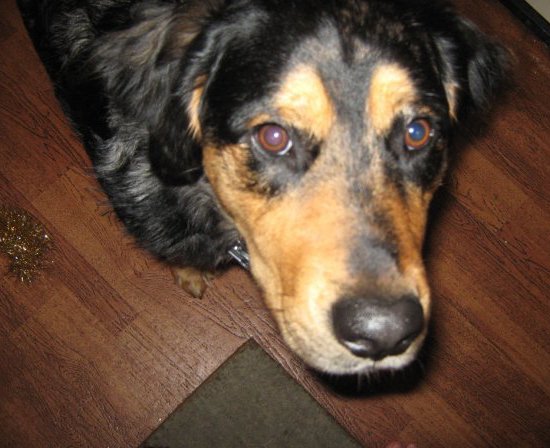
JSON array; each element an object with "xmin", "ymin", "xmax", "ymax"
[
  {"xmin": 204, "ymin": 4, "xmax": 448, "ymax": 143},
  {"xmin": 284, "ymin": 18, "xmax": 443, "ymax": 105},
  {"xmin": 261, "ymin": 31, "xmax": 434, "ymax": 147}
]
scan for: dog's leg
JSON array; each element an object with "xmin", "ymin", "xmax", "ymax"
[{"xmin": 170, "ymin": 266, "xmax": 215, "ymax": 298}]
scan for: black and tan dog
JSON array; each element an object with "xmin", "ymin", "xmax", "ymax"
[{"xmin": 18, "ymin": 0, "xmax": 507, "ymax": 374}]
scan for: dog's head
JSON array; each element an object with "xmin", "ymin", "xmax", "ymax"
[{"xmin": 117, "ymin": 0, "xmax": 508, "ymax": 374}]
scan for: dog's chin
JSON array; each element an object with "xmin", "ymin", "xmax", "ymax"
[{"xmin": 278, "ymin": 319, "xmax": 427, "ymax": 375}]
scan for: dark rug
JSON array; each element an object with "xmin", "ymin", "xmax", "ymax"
[{"xmin": 140, "ymin": 340, "xmax": 362, "ymax": 448}]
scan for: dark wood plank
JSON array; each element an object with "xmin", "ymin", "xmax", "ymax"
[{"xmin": 0, "ymin": 2, "xmax": 87, "ymax": 202}]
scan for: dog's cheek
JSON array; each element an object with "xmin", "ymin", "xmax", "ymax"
[
  {"xmin": 202, "ymin": 144, "xmax": 267, "ymax": 224},
  {"xmin": 202, "ymin": 142, "xmax": 285, "ymax": 269},
  {"xmin": 389, "ymin": 183, "xmax": 433, "ymax": 314},
  {"xmin": 202, "ymin": 143, "xmax": 288, "ymax": 312},
  {"xmin": 204, "ymin": 142, "xmax": 352, "ymax": 303}
]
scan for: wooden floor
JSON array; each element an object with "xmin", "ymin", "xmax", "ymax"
[{"xmin": 1, "ymin": 0, "xmax": 549, "ymax": 446}]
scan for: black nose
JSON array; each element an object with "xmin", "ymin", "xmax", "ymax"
[{"xmin": 332, "ymin": 295, "xmax": 424, "ymax": 360}]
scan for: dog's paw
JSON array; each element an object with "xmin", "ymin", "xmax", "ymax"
[{"xmin": 170, "ymin": 266, "xmax": 215, "ymax": 298}]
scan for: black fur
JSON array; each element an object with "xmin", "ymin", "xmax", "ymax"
[{"xmin": 17, "ymin": 0, "xmax": 508, "ymax": 271}]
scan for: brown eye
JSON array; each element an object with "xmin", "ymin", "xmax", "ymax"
[
  {"xmin": 404, "ymin": 118, "xmax": 434, "ymax": 151},
  {"xmin": 255, "ymin": 124, "xmax": 292, "ymax": 155}
]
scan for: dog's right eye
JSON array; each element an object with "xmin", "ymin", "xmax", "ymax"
[
  {"xmin": 254, "ymin": 124, "xmax": 293, "ymax": 155},
  {"xmin": 404, "ymin": 118, "xmax": 434, "ymax": 151}
]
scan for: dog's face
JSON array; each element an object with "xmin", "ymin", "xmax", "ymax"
[{"xmin": 147, "ymin": 0, "xmax": 507, "ymax": 374}]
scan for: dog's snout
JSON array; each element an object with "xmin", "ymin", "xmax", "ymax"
[{"xmin": 332, "ymin": 295, "xmax": 424, "ymax": 360}]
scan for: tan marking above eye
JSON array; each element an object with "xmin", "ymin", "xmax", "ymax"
[
  {"xmin": 274, "ymin": 65, "xmax": 335, "ymax": 139},
  {"xmin": 367, "ymin": 64, "xmax": 417, "ymax": 134}
]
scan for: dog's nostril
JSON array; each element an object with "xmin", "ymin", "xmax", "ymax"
[
  {"xmin": 339, "ymin": 338, "xmax": 380, "ymax": 359},
  {"xmin": 332, "ymin": 295, "xmax": 424, "ymax": 360}
]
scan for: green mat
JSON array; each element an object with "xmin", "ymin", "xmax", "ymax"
[{"xmin": 140, "ymin": 341, "xmax": 362, "ymax": 448}]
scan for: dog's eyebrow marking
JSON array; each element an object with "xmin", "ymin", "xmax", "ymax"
[
  {"xmin": 367, "ymin": 64, "xmax": 417, "ymax": 133},
  {"xmin": 275, "ymin": 65, "xmax": 335, "ymax": 139}
]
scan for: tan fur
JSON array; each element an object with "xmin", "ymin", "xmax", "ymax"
[
  {"xmin": 187, "ymin": 77, "xmax": 206, "ymax": 138},
  {"xmin": 367, "ymin": 64, "xmax": 417, "ymax": 133},
  {"xmin": 171, "ymin": 266, "xmax": 214, "ymax": 298},
  {"xmin": 275, "ymin": 65, "xmax": 335, "ymax": 139},
  {"xmin": 380, "ymin": 183, "xmax": 431, "ymax": 312},
  {"xmin": 444, "ymin": 80, "xmax": 460, "ymax": 121}
]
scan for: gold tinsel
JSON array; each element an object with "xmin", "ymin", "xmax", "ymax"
[{"xmin": 0, "ymin": 205, "xmax": 53, "ymax": 283}]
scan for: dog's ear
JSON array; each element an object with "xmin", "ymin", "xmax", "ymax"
[
  {"xmin": 437, "ymin": 17, "xmax": 510, "ymax": 121},
  {"xmin": 92, "ymin": 1, "xmax": 227, "ymax": 184}
]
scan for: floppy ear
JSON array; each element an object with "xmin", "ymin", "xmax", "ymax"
[
  {"xmin": 458, "ymin": 18, "xmax": 510, "ymax": 111},
  {"xmin": 437, "ymin": 17, "xmax": 509, "ymax": 120},
  {"xmin": 92, "ymin": 1, "xmax": 227, "ymax": 185}
]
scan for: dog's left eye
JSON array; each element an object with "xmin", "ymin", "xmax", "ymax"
[
  {"xmin": 254, "ymin": 124, "xmax": 293, "ymax": 155},
  {"xmin": 404, "ymin": 119, "xmax": 434, "ymax": 151}
]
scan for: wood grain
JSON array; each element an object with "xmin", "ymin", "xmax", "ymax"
[{"xmin": 1, "ymin": 0, "xmax": 549, "ymax": 447}]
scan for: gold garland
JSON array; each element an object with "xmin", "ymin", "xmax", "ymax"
[{"xmin": 0, "ymin": 205, "xmax": 53, "ymax": 283}]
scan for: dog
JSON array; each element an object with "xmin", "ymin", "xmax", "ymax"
[{"xmin": 18, "ymin": 0, "xmax": 507, "ymax": 375}]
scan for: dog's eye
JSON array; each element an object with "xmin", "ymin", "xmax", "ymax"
[
  {"xmin": 255, "ymin": 124, "xmax": 292, "ymax": 155},
  {"xmin": 404, "ymin": 119, "xmax": 434, "ymax": 151}
]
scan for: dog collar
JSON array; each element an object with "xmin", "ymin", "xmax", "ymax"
[{"xmin": 228, "ymin": 240, "xmax": 250, "ymax": 270}]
